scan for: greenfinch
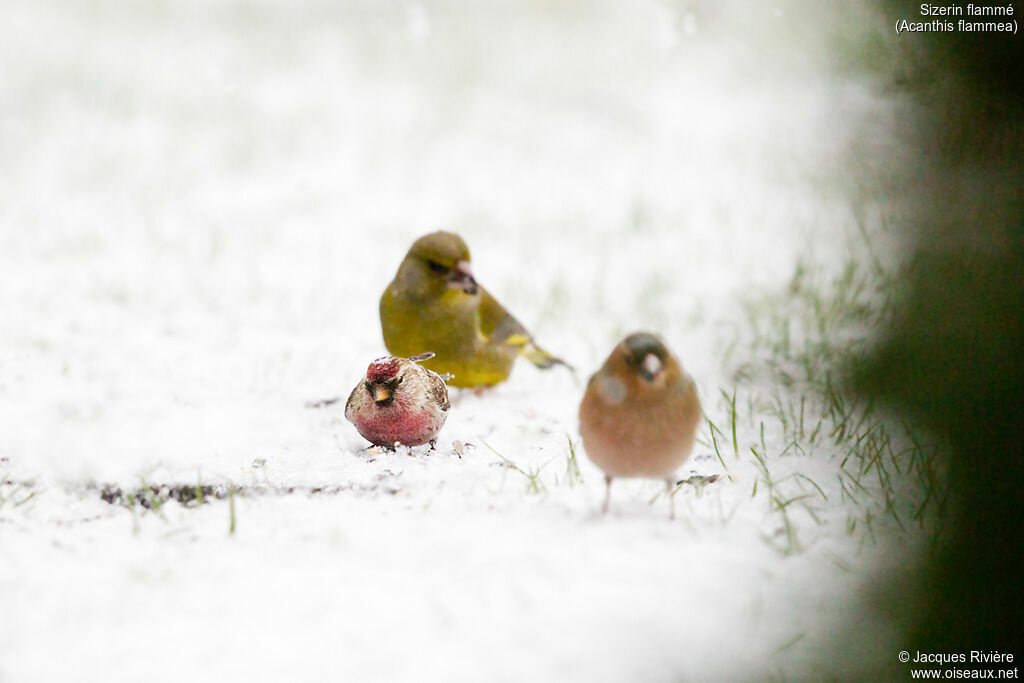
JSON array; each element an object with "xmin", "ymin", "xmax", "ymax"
[
  {"xmin": 345, "ymin": 352, "xmax": 450, "ymax": 448},
  {"xmin": 379, "ymin": 231, "xmax": 571, "ymax": 388},
  {"xmin": 578, "ymin": 332, "xmax": 702, "ymax": 518}
]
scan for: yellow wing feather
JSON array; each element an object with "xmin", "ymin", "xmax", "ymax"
[{"xmin": 478, "ymin": 286, "xmax": 573, "ymax": 372}]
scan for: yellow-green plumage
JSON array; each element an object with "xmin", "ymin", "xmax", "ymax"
[{"xmin": 380, "ymin": 231, "xmax": 570, "ymax": 388}]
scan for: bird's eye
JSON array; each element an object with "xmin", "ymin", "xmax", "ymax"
[
  {"xmin": 427, "ymin": 260, "xmax": 448, "ymax": 274},
  {"xmin": 364, "ymin": 381, "xmax": 373, "ymax": 393}
]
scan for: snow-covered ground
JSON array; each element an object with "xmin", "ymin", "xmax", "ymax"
[{"xmin": 1, "ymin": 2, "xmax": 919, "ymax": 680}]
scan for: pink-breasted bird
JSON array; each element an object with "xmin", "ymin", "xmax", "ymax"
[
  {"xmin": 578, "ymin": 332, "xmax": 702, "ymax": 518},
  {"xmin": 345, "ymin": 352, "xmax": 450, "ymax": 448}
]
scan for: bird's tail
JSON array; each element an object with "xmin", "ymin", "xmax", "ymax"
[{"xmin": 522, "ymin": 341, "xmax": 575, "ymax": 375}]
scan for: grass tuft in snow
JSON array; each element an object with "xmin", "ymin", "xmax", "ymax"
[
  {"xmin": 720, "ymin": 248, "xmax": 946, "ymax": 554},
  {"xmin": 559, "ymin": 434, "xmax": 584, "ymax": 488},
  {"xmin": 481, "ymin": 439, "xmax": 549, "ymax": 495},
  {"xmin": 0, "ymin": 475, "xmax": 37, "ymax": 510},
  {"xmin": 701, "ymin": 417, "xmax": 735, "ymax": 482}
]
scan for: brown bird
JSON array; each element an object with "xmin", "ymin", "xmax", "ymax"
[
  {"xmin": 578, "ymin": 332, "xmax": 702, "ymax": 518},
  {"xmin": 344, "ymin": 352, "xmax": 450, "ymax": 448},
  {"xmin": 379, "ymin": 231, "xmax": 571, "ymax": 388}
]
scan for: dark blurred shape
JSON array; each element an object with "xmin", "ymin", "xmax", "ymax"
[{"xmin": 856, "ymin": 0, "xmax": 1024, "ymax": 666}]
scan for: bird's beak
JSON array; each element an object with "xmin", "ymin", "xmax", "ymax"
[
  {"xmin": 448, "ymin": 260, "xmax": 478, "ymax": 295},
  {"xmin": 639, "ymin": 353, "xmax": 662, "ymax": 383},
  {"xmin": 373, "ymin": 385, "xmax": 392, "ymax": 404}
]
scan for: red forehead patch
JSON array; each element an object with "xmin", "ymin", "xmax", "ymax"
[{"xmin": 366, "ymin": 357, "xmax": 400, "ymax": 382}]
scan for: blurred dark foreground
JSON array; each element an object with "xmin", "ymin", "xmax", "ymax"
[{"xmin": 850, "ymin": 2, "xmax": 1024, "ymax": 677}]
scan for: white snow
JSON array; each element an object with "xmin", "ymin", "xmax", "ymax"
[{"xmin": 1, "ymin": 1, "xmax": 920, "ymax": 681}]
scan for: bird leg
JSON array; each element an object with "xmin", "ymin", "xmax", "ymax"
[
  {"xmin": 602, "ymin": 475, "xmax": 613, "ymax": 514},
  {"xmin": 666, "ymin": 478, "xmax": 676, "ymax": 520}
]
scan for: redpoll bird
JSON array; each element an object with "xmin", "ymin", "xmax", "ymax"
[
  {"xmin": 345, "ymin": 352, "xmax": 450, "ymax": 448},
  {"xmin": 578, "ymin": 332, "xmax": 702, "ymax": 518}
]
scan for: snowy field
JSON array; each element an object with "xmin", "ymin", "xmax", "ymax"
[{"xmin": 1, "ymin": 2, "xmax": 923, "ymax": 681}]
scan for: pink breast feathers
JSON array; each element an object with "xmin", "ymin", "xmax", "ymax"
[{"xmin": 356, "ymin": 402, "xmax": 436, "ymax": 447}]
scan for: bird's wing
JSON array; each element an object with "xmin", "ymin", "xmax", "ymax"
[
  {"xmin": 478, "ymin": 286, "xmax": 532, "ymax": 348},
  {"xmin": 343, "ymin": 383, "xmax": 361, "ymax": 421},
  {"xmin": 478, "ymin": 286, "xmax": 575, "ymax": 373},
  {"xmin": 427, "ymin": 372, "xmax": 450, "ymax": 412}
]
